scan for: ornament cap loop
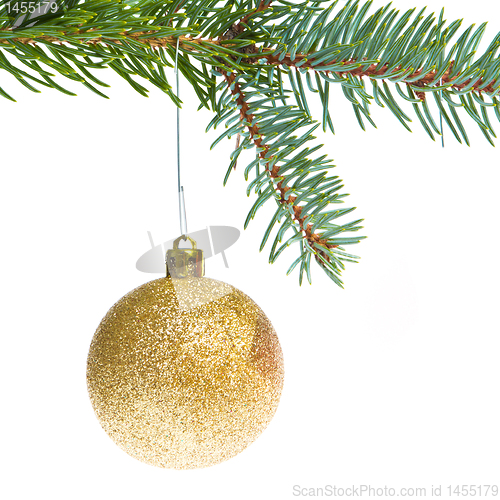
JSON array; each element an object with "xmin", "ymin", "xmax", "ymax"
[
  {"xmin": 173, "ymin": 234, "xmax": 197, "ymax": 250},
  {"xmin": 166, "ymin": 235, "xmax": 205, "ymax": 278}
]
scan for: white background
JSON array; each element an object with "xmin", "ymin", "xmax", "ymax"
[{"xmin": 1, "ymin": 1, "xmax": 500, "ymax": 498}]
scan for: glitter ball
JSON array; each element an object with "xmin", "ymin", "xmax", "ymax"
[{"xmin": 87, "ymin": 276, "xmax": 284, "ymax": 469}]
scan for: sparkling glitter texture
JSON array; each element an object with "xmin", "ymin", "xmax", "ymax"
[{"xmin": 87, "ymin": 276, "xmax": 284, "ymax": 469}]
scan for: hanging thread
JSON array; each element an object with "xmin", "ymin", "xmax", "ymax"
[{"xmin": 175, "ymin": 37, "xmax": 188, "ymax": 237}]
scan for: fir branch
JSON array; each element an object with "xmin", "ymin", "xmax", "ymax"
[
  {"xmin": 259, "ymin": 54, "xmax": 497, "ymax": 97},
  {"xmin": 235, "ymin": 0, "xmax": 273, "ymax": 34},
  {"xmin": 2, "ymin": 0, "xmax": 500, "ymax": 285},
  {"xmin": 1, "ymin": 33, "xmax": 494, "ymax": 95},
  {"xmin": 210, "ymin": 66, "xmax": 365, "ymax": 286},
  {"xmin": 222, "ymin": 69, "xmax": 340, "ymax": 266}
]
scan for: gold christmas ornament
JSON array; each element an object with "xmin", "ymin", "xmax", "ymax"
[{"xmin": 87, "ymin": 236, "xmax": 284, "ymax": 469}]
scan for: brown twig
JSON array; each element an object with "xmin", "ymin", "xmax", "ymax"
[
  {"xmin": 260, "ymin": 52, "xmax": 496, "ymax": 96},
  {"xmin": 235, "ymin": 0, "xmax": 273, "ymax": 34},
  {"xmin": 1, "ymin": 30, "xmax": 495, "ymax": 96},
  {"xmin": 0, "ymin": 32, "xmax": 218, "ymax": 49},
  {"xmin": 221, "ymin": 71, "xmax": 338, "ymax": 262}
]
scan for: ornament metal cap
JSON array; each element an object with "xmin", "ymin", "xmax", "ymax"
[{"xmin": 166, "ymin": 235, "xmax": 205, "ymax": 278}]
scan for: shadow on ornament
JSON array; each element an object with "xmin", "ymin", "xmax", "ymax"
[{"xmin": 136, "ymin": 226, "xmax": 240, "ymax": 273}]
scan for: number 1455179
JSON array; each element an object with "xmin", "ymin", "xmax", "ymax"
[
  {"xmin": 448, "ymin": 485, "xmax": 499, "ymax": 497},
  {"xmin": 6, "ymin": 2, "xmax": 58, "ymax": 14}
]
